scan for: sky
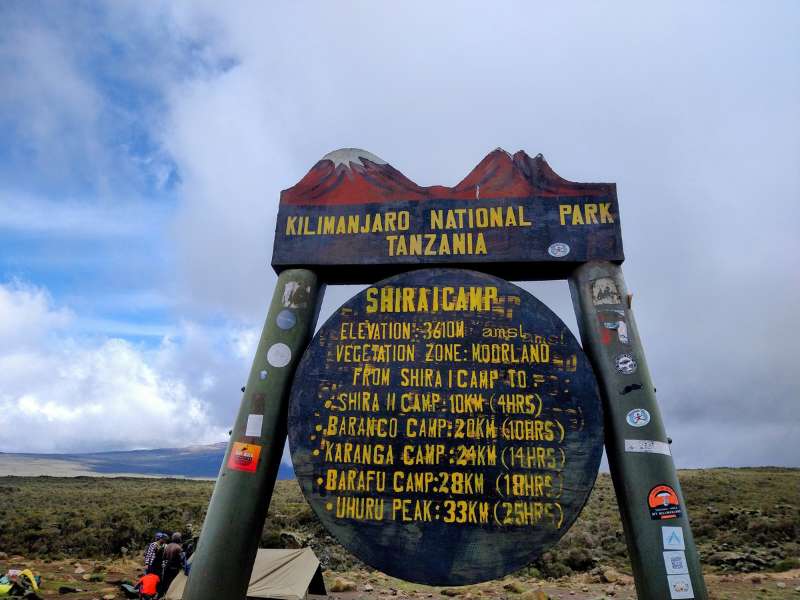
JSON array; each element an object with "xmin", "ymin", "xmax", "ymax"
[{"xmin": 0, "ymin": 2, "xmax": 798, "ymax": 468}]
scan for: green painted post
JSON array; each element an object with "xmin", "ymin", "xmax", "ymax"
[
  {"xmin": 569, "ymin": 261, "xmax": 708, "ymax": 600},
  {"xmin": 183, "ymin": 269, "xmax": 324, "ymax": 600}
]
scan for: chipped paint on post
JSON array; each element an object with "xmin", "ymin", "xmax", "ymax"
[
  {"xmin": 183, "ymin": 269, "xmax": 324, "ymax": 600},
  {"xmin": 569, "ymin": 261, "xmax": 708, "ymax": 599}
]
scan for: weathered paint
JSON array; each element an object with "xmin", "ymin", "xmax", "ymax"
[
  {"xmin": 569, "ymin": 261, "xmax": 708, "ymax": 599},
  {"xmin": 288, "ymin": 269, "xmax": 603, "ymax": 585},
  {"xmin": 182, "ymin": 269, "xmax": 324, "ymax": 600},
  {"xmin": 272, "ymin": 149, "xmax": 622, "ymax": 282}
]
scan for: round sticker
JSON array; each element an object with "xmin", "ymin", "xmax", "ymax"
[
  {"xmin": 626, "ymin": 408, "xmax": 650, "ymax": 427},
  {"xmin": 288, "ymin": 268, "xmax": 604, "ymax": 585},
  {"xmin": 547, "ymin": 242, "xmax": 570, "ymax": 258},
  {"xmin": 267, "ymin": 343, "xmax": 292, "ymax": 368},
  {"xmin": 614, "ymin": 353, "xmax": 638, "ymax": 375},
  {"xmin": 276, "ymin": 309, "xmax": 297, "ymax": 330}
]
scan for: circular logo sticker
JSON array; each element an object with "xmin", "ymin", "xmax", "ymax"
[
  {"xmin": 626, "ymin": 408, "xmax": 650, "ymax": 427},
  {"xmin": 614, "ymin": 353, "xmax": 637, "ymax": 375},
  {"xmin": 547, "ymin": 242, "xmax": 570, "ymax": 258},
  {"xmin": 267, "ymin": 343, "xmax": 292, "ymax": 368},
  {"xmin": 276, "ymin": 309, "xmax": 297, "ymax": 330}
]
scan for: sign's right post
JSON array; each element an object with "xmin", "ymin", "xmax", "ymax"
[{"xmin": 569, "ymin": 261, "xmax": 708, "ymax": 600}]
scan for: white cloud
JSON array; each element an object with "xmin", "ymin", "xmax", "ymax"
[
  {"xmin": 0, "ymin": 191, "xmax": 170, "ymax": 238},
  {"xmin": 0, "ymin": 280, "xmax": 238, "ymax": 453},
  {"xmin": 0, "ymin": 280, "xmax": 72, "ymax": 348},
  {"xmin": 1, "ymin": 3, "xmax": 798, "ymax": 468}
]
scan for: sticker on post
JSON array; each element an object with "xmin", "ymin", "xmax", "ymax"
[
  {"xmin": 667, "ymin": 574, "xmax": 694, "ymax": 599},
  {"xmin": 282, "ymin": 281, "xmax": 311, "ymax": 308},
  {"xmin": 591, "ymin": 277, "xmax": 622, "ymax": 305},
  {"xmin": 245, "ymin": 414, "xmax": 264, "ymax": 437},
  {"xmin": 663, "ymin": 550, "xmax": 689, "ymax": 574},
  {"xmin": 625, "ymin": 439, "xmax": 670, "ymax": 456},
  {"xmin": 626, "ymin": 408, "xmax": 650, "ymax": 427},
  {"xmin": 662, "ymin": 527, "xmax": 685, "ymax": 550},
  {"xmin": 614, "ymin": 353, "xmax": 638, "ymax": 375},
  {"xmin": 267, "ymin": 343, "xmax": 292, "ymax": 368},
  {"xmin": 648, "ymin": 484, "xmax": 682, "ymax": 520},
  {"xmin": 547, "ymin": 242, "xmax": 570, "ymax": 258},
  {"xmin": 228, "ymin": 442, "xmax": 262, "ymax": 473},
  {"xmin": 276, "ymin": 309, "xmax": 297, "ymax": 330},
  {"xmin": 597, "ymin": 309, "xmax": 629, "ymax": 345}
]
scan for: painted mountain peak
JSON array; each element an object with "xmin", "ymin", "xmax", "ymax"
[
  {"xmin": 322, "ymin": 148, "xmax": 388, "ymax": 167},
  {"xmin": 281, "ymin": 148, "xmax": 612, "ymax": 205}
]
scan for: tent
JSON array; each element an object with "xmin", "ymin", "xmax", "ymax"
[{"xmin": 166, "ymin": 548, "xmax": 326, "ymax": 600}]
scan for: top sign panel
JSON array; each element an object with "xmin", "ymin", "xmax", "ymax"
[{"xmin": 272, "ymin": 148, "xmax": 623, "ymax": 283}]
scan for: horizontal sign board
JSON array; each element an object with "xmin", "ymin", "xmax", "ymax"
[{"xmin": 272, "ymin": 149, "xmax": 623, "ymax": 283}]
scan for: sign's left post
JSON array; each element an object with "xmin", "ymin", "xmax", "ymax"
[{"xmin": 183, "ymin": 269, "xmax": 324, "ymax": 600}]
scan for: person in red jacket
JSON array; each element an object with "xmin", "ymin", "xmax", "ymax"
[{"xmin": 136, "ymin": 572, "xmax": 160, "ymax": 600}]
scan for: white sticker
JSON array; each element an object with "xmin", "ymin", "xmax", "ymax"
[
  {"xmin": 624, "ymin": 439, "xmax": 671, "ymax": 456},
  {"xmin": 547, "ymin": 242, "xmax": 570, "ymax": 258},
  {"xmin": 267, "ymin": 343, "xmax": 292, "ymax": 368},
  {"xmin": 662, "ymin": 526, "xmax": 685, "ymax": 550},
  {"xmin": 245, "ymin": 414, "xmax": 264, "ymax": 437},
  {"xmin": 591, "ymin": 277, "xmax": 622, "ymax": 305},
  {"xmin": 282, "ymin": 282, "xmax": 310, "ymax": 308},
  {"xmin": 626, "ymin": 408, "xmax": 651, "ymax": 427},
  {"xmin": 663, "ymin": 550, "xmax": 689, "ymax": 574},
  {"xmin": 259, "ymin": 370, "xmax": 268, "ymax": 380},
  {"xmin": 617, "ymin": 320, "xmax": 629, "ymax": 343},
  {"xmin": 614, "ymin": 353, "xmax": 638, "ymax": 375},
  {"xmin": 667, "ymin": 574, "xmax": 694, "ymax": 598}
]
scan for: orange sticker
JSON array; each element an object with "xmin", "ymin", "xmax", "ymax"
[
  {"xmin": 228, "ymin": 442, "xmax": 261, "ymax": 473},
  {"xmin": 648, "ymin": 484, "xmax": 681, "ymax": 520}
]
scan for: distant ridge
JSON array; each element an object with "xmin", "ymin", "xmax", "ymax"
[{"xmin": 0, "ymin": 443, "xmax": 295, "ymax": 479}]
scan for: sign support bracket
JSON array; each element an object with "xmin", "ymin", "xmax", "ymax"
[
  {"xmin": 569, "ymin": 261, "xmax": 708, "ymax": 600},
  {"xmin": 184, "ymin": 268, "xmax": 324, "ymax": 600}
]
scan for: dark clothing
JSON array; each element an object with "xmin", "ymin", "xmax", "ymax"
[
  {"xmin": 159, "ymin": 542, "xmax": 187, "ymax": 596},
  {"xmin": 143, "ymin": 542, "xmax": 164, "ymax": 575},
  {"xmin": 162, "ymin": 542, "xmax": 187, "ymax": 572},
  {"xmin": 160, "ymin": 566, "xmax": 180, "ymax": 597}
]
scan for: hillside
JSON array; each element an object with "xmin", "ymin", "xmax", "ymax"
[
  {"xmin": 0, "ymin": 443, "xmax": 294, "ymax": 479},
  {"xmin": 0, "ymin": 469, "xmax": 796, "ymax": 576}
]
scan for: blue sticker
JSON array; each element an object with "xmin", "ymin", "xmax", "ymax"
[{"xmin": 276, "ymin": 309, "xmax": 297, "ymax": 330}]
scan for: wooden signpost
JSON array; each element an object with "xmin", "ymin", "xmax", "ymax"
[
  {"xmin": 289, "ymin": 268, "xmax": 603, "ymax": 585},
  {"xmin": 184, "ymin": 148, "xmax": 708, "ymax": 600}
]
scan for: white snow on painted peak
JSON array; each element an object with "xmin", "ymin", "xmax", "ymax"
[{"xmin": 322, "ymin": 148, "xmax": 387, "ymax": 168}]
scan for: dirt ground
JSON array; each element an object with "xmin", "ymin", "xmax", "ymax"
[{"xmin": 2, "ymin": 556, "xmax": 799, "ymax": 600}]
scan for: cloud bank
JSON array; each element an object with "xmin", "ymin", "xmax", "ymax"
[{"xmin": 0, "ymin": 2, "xmax": 798, "ymax": 467}]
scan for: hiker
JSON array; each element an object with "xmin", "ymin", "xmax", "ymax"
[
  {"xmin": 135, "ymin": 571, "xmax": 160, "ymax": 600},
  {"xmin": 159, "ymin": 532, "xmax": 188, "ymax": 596},
  {"xmin": 143, "ymin": 532, "xmax": 168, "ymax": 575}
]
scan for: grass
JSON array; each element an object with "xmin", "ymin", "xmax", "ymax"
[{"xmin": 0, "ymin": 468, "xmax": 797, "ymax": 577}]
